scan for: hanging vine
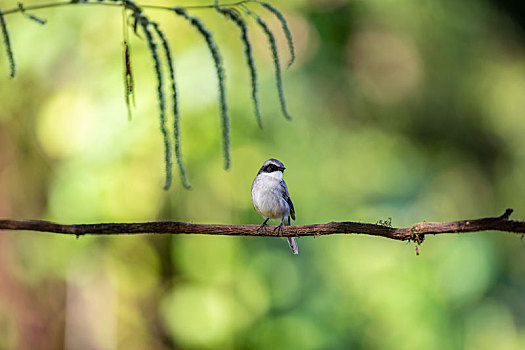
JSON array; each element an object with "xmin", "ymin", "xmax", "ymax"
[{"xmin": 0, "ymin": 0, "xmax": 295, "ymax": 189}]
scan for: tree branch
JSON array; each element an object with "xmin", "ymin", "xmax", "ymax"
[{"xmin": 0, "ymin": 209, "xmax": 523, "ymax": 244}]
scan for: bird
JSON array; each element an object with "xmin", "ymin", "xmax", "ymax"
[{"xmin": 251, "ymin": 158, "xmax": 298, "ymax": 255}]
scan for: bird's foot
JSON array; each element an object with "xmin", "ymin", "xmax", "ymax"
[
  {"xmin": 273, "ymin": 223, "xmax": 284, "ymax": 237},
  {"xmin": 257, "ymin": 218, "xmax": 270, "ymax": 233},
  {"xmin": 257, "ymin": 222, "xmax": 268, "ymax": 233}
]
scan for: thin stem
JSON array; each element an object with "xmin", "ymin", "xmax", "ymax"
[{"xmin": 1, "ymin": 0, "xmax": 254, "ymax": 16}]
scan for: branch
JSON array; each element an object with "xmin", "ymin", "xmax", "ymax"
[
  {"xmin": 0, "ymin": 1, "xmax": 254, "ymax": 16},
  {"xmin": 0, "ymin": 209, "xmax": 523, "ymax": 244}
]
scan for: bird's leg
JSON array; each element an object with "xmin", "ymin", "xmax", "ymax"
[
  {"xmin": 274, "ymin": 218, "xmax": 284, "ymax": 237},
  {"xmin": 257, "ymin": 218, "xmax": 270, "ymax": 233}
]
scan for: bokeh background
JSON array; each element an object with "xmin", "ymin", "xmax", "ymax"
[{"xmin": 1, "ymin": 0, "xmax": 525, "ymax": 349}]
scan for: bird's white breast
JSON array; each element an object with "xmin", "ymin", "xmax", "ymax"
[{"xmin": 251, "ymin": 173, "xmax": 289, "ymax": 220}]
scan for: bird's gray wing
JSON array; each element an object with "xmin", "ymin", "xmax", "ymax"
[{"xmin": 281, "ymin": 180, "xmax": 295, "ymax": 221}]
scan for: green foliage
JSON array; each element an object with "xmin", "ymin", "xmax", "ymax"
[
  {"xmin": 122, "ymin": 39, "xmax": 134, "ymax": 120},
  {"xmin": 243, "ymin": 5, "xmax": 292, "ymax": 120},
  {"xmin": 173, "ymin": 6, "xmax": 231, "ymax": 170},
  {"xmin": 376, "ymin": 217, "xmax": 392, "ymax": 228},
  {"xmin": 139, "ymin": 18, "xmax": 173, "ymax": 190},
  {"xmin": 0, "ymin": 0, "xmax": 295, "ymax": 189},
  {"xmin": 216, "ymin": 6, "xmax": 263, "ymax": 129},
  {"xmin": 258, "ymin": 1, "xmax": 295, "ymax": 68},
  {"xmin": 151, "ymin": 22, "xmax": 191, "ymax": 189},
  {"xmin": 121, "ymin": 5, "xmax": 135, "ymax": 122}
]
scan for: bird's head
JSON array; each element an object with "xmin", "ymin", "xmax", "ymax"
[{"xmin": 257, "ymin": 158, "xmax": 286, "ymax": 179}]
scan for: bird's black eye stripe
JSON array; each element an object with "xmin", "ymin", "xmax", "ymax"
[{"xmin": 265, "ymin": 164, "xmax": 277, "ymax": 172}]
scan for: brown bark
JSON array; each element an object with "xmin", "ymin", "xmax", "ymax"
[{"xmin": 0, "ymin": 209, "xmax": 523, "ymax": 244}]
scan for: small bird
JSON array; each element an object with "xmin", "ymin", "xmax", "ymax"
[{"xmin": 251, "ymin": 158, "xmax": 298, "ymax": 255}]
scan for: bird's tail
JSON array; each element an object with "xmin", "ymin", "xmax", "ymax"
[
  {"xmin": 284, "ymin": 216, "xmax": 298, "ymax": 255},
  {"xmin": 287, "ymin": 237, "xmax": 299, "ymax": 255}
]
